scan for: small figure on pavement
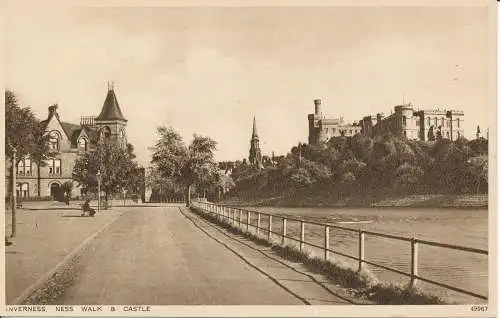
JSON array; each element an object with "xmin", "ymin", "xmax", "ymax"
[{"xmin": 81, "ymin": 198, "xmax": 96, "ymax": 217}]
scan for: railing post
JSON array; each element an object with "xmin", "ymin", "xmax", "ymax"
[
  {"xmin": 300, "ymin": 221, "xmax": 305, "ymax": 252},
  {"xmin": 257, "ymin": 213, "xmax": 261, "ymax": 235},
  {"xmin": 268, "ymin": 215, "xmax": 272, "ymax": 241},
  {"xmin": 358, "ymin": 231, "xmax": 365, "ymax": 272},
  {"xmin": 247, "ymin": 211, "xmax": 251, "ymax": 232},
  {"xmin": 324, "ymin": 225, "xmax": 330, "ymax": 261},
  {"xmin": 282, "ymin": 218, "xmax": 287, "ymax": 245},
  {"xmin": 239, "ymin": 209, "xmax": 242, "ymax": 228},
  {"xmin": 232, "ymin": 208, "xmax": 235, "ymax": 225},
  {"xmin": 410, "ymin": 238, "xmax": 419, "ymax": 287}
]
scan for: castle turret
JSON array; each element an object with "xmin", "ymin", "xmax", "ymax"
[
  {"xmin": 314, "ymin": 99, "xmax": 322, "ymax": 115},
  {"xmin": 308, "ymin": 98, "xmax": 325, "ymax": 145}
]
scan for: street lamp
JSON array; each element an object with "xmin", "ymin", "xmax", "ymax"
[{"xmin": 96, "ymin": 170, "xmax": 101, "ymax": 213}]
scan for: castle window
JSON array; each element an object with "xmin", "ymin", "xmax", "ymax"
[
  {"xmin": 402, "ymin": 117, "xmax": 406, "ymax": 126},
  {"xmin": 17, "ymin": 158, "xmax": 31, "ymax": 176}
]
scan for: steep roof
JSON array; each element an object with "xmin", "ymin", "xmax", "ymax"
[{"xmin": 96, "ymin": 88, "xmax": 127, "ymax": 121}]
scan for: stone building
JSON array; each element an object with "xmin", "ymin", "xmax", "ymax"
[
  {"xmin": 361, "ymin": 103, "xmax": 464, "ymax": 141},
  {"xmin": 308, "ymin": 99, "xmax": 362, "ymax": 145},
  {"xmin": 248, "ymin": 116, "xmax": 262, "ymax": 167},
  {"xmin": 6, "ymin": 84, "xmax": 128, "ymax": 199}
]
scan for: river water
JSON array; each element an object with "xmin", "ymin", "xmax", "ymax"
[{"xmin": 237, "ymin": 206, "xmax": 488, "ymax": 304}]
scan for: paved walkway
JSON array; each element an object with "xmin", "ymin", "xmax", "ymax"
[
  {"xmin": 51, "ymin": 207, "xmax": 350, "ymax": 305},
  {"xmin": 5, "ymin": 207, "xmax": 126, "ymax": 304}
]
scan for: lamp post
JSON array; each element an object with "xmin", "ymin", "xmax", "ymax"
[{"xmin": 96, "ymin": 170, "xmax": 101, "ymax": 213}]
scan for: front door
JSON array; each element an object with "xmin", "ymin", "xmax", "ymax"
[{"xmin": 50, "ymin": 183, "xmax": 60, "ymax": 199}]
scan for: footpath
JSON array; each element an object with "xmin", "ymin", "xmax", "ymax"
[{"xmin": 4, "ymin": 204, "xmax": 126, "ymax": 304}]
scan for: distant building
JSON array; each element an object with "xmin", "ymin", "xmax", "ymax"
[
  {"xmin": 308, "ymin": 99, "xmax": 362, "ymax": 145},
  {"xmin": 6, "ymin": 84, "xmax": 128, "ymax": 199},
  {"xmin": 248, "ymin": 116, "xmax": 262, "ymax": 167},
  {"xmin": 361, "ymin": 103, "xmax": 464, "ymax": 141}
]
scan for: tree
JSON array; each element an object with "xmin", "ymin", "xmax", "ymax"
[
  {"xmin": 73, "ymin": 141, "xmax": 136, "ymax": 205},
  {"xmin": 467, "ymin": 155, "xmax": 488, "ymax": 194},
  {"xmin": 150, "ymin": 126, "xmax": 219, "ymax": 206},
  {"xmin": 5, "ymin": 90, "xmax": 50, "ymax": 237},
  {"xmin": 62, "ymin": 181, "xmax": 74, "ymax": 197}
]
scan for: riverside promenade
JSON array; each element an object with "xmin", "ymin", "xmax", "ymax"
[{"xmin": 5, "ymin": 203, "xmax": 353, "ymax": 305}]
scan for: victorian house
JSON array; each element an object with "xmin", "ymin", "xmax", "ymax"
[{"xmin": 6, "ymin": 84, "xmax": 128, "ymax": 199}]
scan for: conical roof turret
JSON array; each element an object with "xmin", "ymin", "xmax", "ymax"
[{"xmin": 96, "ymin": 83, "xmax": 127, "ymax": 121}]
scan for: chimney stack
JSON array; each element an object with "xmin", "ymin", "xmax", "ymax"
[
  {"xmin": 314, "ymin": 99, "xmax": 322, "ymax": 115},
  {"xmin": 48, "ymin": 104, "xmax": 59, "ymax": 120}
]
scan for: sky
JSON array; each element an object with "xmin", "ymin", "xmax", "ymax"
[{"xmin": 5, "ymin": 1, "xmax": 494, "ymax": 167}]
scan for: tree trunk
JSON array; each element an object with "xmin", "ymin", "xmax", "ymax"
[
  {"xmin": 11, "ymin": 153, "xmax": 17, "ymax": 238},
  {"xmin": 185, "ymin": 185, "xmax": 191, "ymax": 207}
]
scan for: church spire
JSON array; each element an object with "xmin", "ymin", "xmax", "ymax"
[
  {"xmin": 249, "ymin": 116, "xmax": 262, "ymax": 168},
  {"xmin": 252, "ymin": 116, "xmax": 258, "ymax": 139}
]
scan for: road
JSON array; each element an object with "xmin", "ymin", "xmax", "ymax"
[{"xmin": 47, "ymin": 206, "xmax": 350, "ymax": 305}]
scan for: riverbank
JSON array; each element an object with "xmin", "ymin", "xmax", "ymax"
[{"xmin": 221, "ymin": 193, "xmax": 488, "ymax": 209}]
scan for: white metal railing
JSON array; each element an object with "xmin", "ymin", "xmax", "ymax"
[{"xmin": 191, "ymin": 201, "xmax": 488, "ymax": 301}]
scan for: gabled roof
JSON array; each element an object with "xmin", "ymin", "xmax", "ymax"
[{"xmin": 96, "ymin": 88, "xmax": 127, "ymax": 121}]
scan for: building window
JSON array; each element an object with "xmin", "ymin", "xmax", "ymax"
[
  {"xmin": 447, "ymin": 131, "xmax": 450, "ymax": 138},
  {"xmin": 78, "ymin": 138, "xmax": 88, "ymax": 151},
  {"xmin": 403, "ymin": 117, "xmax": 406, "ymax": 126},
  {"xmin": 16, "ymin": 183, "xmax": 29, "ymax": 198},
  {"xmin": 17, "ymin": 158, "xmax": 32, "ymax": 176},
  {"xmin": 416, "ymin": 118, "xmax": 420, "ymax": 126},
  {"xmin": 434, "ymin": 117, "xmax": 438, "ymax": 127},
  {"xmin": 427, "ymin": 117, "xmax": 431, "ymax": 126},
  {"xmin": 48, "ymin": 132, "xmax": 60, "ymax": 151},
  {"xmin": 47, "ymin": 159, "xmax": 62, "ymax": 175},
  {"xmin": 457, "ymin": 118, "xmax": 460, "ymax": 128},
  {"xmin": 404, "ymin": 131, "xmax": 407, "ymax": 138},
  {"xmin": 441, "ymin": 118, "xmax": 445, "ymax": 126}
]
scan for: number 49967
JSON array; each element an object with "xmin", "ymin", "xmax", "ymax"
[{"xmin": 471, "ymin": 305, "xmax": 488, "ymax": 312}]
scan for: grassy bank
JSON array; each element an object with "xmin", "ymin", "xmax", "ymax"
[
  {"xmin": 221, "ymin": 192, "xmax": 488, "ymax": 209},
  {"xmin": 189, "ymin": 206, "xmax": 449, "ymax": 305}
]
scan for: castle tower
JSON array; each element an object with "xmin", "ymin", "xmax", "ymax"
[
  {"xmin": 249, "ymin": 116, "xmax": 262, "ymax": 167},
  {"xmin": 308, "ymin": 99, "xmax": 325, "ymax": 144},
  {"xmin": 94, "ymin": 82, "xmax": 128, "ymax": 149}
]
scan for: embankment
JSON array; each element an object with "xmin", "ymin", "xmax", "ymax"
[{"xmin": 221, "ymin": 192, "xmax": 488, "ymax": 209}]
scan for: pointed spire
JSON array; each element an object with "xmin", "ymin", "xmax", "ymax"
[
  {"xmin": 252, "ymin": 116, "xmax": 258, "ymax": 138},
  {"xmin": 96, "ymin": 83, "xmax": 127, "ymax": 121}
]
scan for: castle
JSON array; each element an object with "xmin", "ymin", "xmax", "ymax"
[
  {"xmin": 6, "ymin": 83, "xmax": 128, "ymax": 199},
  {"xmin": 308, "ymin": 99, "xmax": 362, "ymax": 144},
  {"xmin": 308, "ymin": 99, "xmax": 465, "ymax": 144}
]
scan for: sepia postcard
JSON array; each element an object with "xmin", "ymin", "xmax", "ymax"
[{"xmin": 1, "ymin": 0, "xmax": 497, "ymax": 317}]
